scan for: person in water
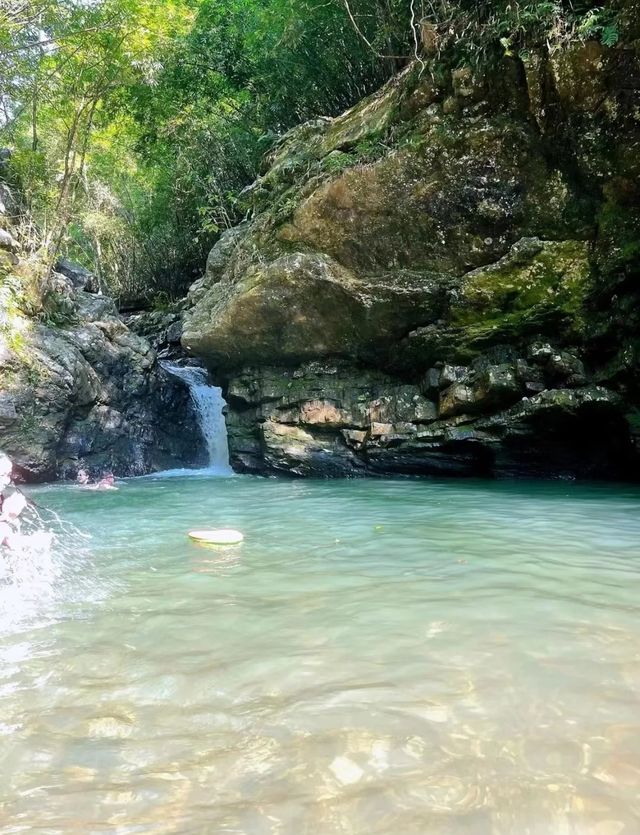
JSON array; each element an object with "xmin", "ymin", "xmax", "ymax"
[
  {"xmin": 76, "ymin": 468, "xmax": 90, "ymax": 486},
  {"xmin": 0, "ymin": 453, "xmax": 27, "ymax": 549},
  {"xmin": 76, "ymin": 469, "xmax": 118, "ymax": 490},
  {"xmin": 97, "ymin": 473, "xmax": 117, "ymax": 490}
]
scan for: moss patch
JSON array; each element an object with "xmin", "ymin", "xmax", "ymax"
[
  {"xmin": 451, "ymin": 239, "xmax": 591, "ymax": 345},
  {"xmin": 595, "ymin": 191, "xmax": 640, "ymax": 285}
]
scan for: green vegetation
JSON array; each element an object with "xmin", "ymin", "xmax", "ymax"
[
  {"xmin": 0, "ymin": 0, "xmax": 624, "ymax": 304},
  {"xmin": 452, "ymin": 241, "xmax": 591, "ymax": 351}
]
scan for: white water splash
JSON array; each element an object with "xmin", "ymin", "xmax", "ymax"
[
  {"xmin": 0, "ymin": 546, "xmax": 58, "ymax": 633},
  {"xmin": 163, "ymin": 364, "xmax": 232, "ymax": 475},
  {"xmin": 0, "ymin": 503, "xmax": 97, "ymax": 634}
]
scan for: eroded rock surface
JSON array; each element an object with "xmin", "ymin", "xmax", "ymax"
[
  {"xmin": 0, "ymin": 270, "xmax": 206, "ymax": 481},
  {"xmin": 183, "ymin": 35, "xmax": 640, "ymax": 479},
  {"xmin": 224, "ymin": 360, "xmax": 630, "ymax": 479}
]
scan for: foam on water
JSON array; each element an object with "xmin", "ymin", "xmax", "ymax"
[
  {"xmin": 0, "ymin": 498, "xmax": 105, "ymax": 636},
  {"xmin": 141, "ymin": 465, "xmax": 234, "ymax": 479}
]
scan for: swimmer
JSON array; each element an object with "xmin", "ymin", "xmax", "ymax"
[
  {"xmin": 76, "ymin": 468, "xmax": 90, "ymax": 486},
  {"xmin": 77, "ymin": 469, "xmax": 118, "ymax": 490},
  {"xmin": 95, "ymin": 473, "xmax": 117, "ymax": 490}
]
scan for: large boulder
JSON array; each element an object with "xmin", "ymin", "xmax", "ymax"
[
  {"xmin": 54, "ymin": 258, "xmax": 97, "ymax": 292},
  {"xmin": 183, "ymin": 37, "xmax": 640, "ymax": 480},
  {"xmin": 183, "ymin": 251, "xmax": 448, "ymax": 369},
  {"xmin": 0, "ymin": 303, "xmax": 207, "ymax": 481},
  {"xmin": 0, "ymin": 168, "xmax": 208, "ymax": 481}
]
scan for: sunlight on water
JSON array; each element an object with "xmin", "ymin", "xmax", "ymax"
[{"xmin": 1, "ymin": 475, "xmax": 639, "ymax": 834}]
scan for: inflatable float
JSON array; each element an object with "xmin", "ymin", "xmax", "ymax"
[{"xmin": 188, "ymin": 529, "xmax": 244, "ymax": 545}]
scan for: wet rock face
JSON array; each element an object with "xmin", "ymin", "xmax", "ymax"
[
  {"xmin": 184, "ymin": 37, "xmax": 640, "ymax": 479},
  {"xmin": 224, "ymin": 359, "xmax": 634, "ymax": 480},
  {"xmin": 0, "ymin": 167, "xmax": 206, "ymax": 482},
  {"xmin": 0, "ymin": 275, "xmax": 206, "ymax": 482}
]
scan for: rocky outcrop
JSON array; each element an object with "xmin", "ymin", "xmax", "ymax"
[
  {"xmin": 0, "ymin": 253, "xmax": 206, "ymax": 482},
  {"xmin": 225, "ymin": 358, "xmax": 630, "ymax": 479},
  {"xmin": 54, "ymin": 258, "xmax": 98, "ymax": 293},
  {"xmin": 183, "ymin": 30, "xmax": 640, "ymax": 479},
  {"xmin": 124, "ymin": 310, "xmax": 184, "ymax": 358}
]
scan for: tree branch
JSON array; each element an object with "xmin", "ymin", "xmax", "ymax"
[{"xmin": 339, "ymin": 0, "xmax": 407, "ymax": 60}]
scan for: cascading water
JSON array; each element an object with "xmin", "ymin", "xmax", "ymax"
[{"xmin": 163, "ymin": 364, "xmax": 232, "ymax": 475}]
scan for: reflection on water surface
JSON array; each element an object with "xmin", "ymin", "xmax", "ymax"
[{"xmin": 1, "ymin": 475, "xmax": 639, "ymax": 834}]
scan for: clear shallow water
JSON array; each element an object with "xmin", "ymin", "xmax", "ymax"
[{"xmin": 1, "ymin": 474, "xmax": 640, "ymax": 834}]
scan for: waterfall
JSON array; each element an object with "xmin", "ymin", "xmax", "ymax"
[{"xmin": 163, "ymin": 364, "xmax": 232, "ymax": 475}]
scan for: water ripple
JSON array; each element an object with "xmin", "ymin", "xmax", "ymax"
[{"xmin": 0, "ymin": 475, "xmax": 639, "ymax": 833}]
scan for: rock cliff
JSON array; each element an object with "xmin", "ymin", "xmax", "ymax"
[
  {"xmin": 183, "ymin": 32, "xmax": 640, "ymax": 479},
  {"xmin": 0, "ymin": 184, "xmax": 206, "ymax": 481}
]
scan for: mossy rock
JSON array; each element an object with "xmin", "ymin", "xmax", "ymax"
[
  {"xmin": 392, "ymin": 239, "xmax": 592, "ymax": 372},
  {"xmin": 452, "ymin": 238, "xmax": 591, "ymax": 342}
]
